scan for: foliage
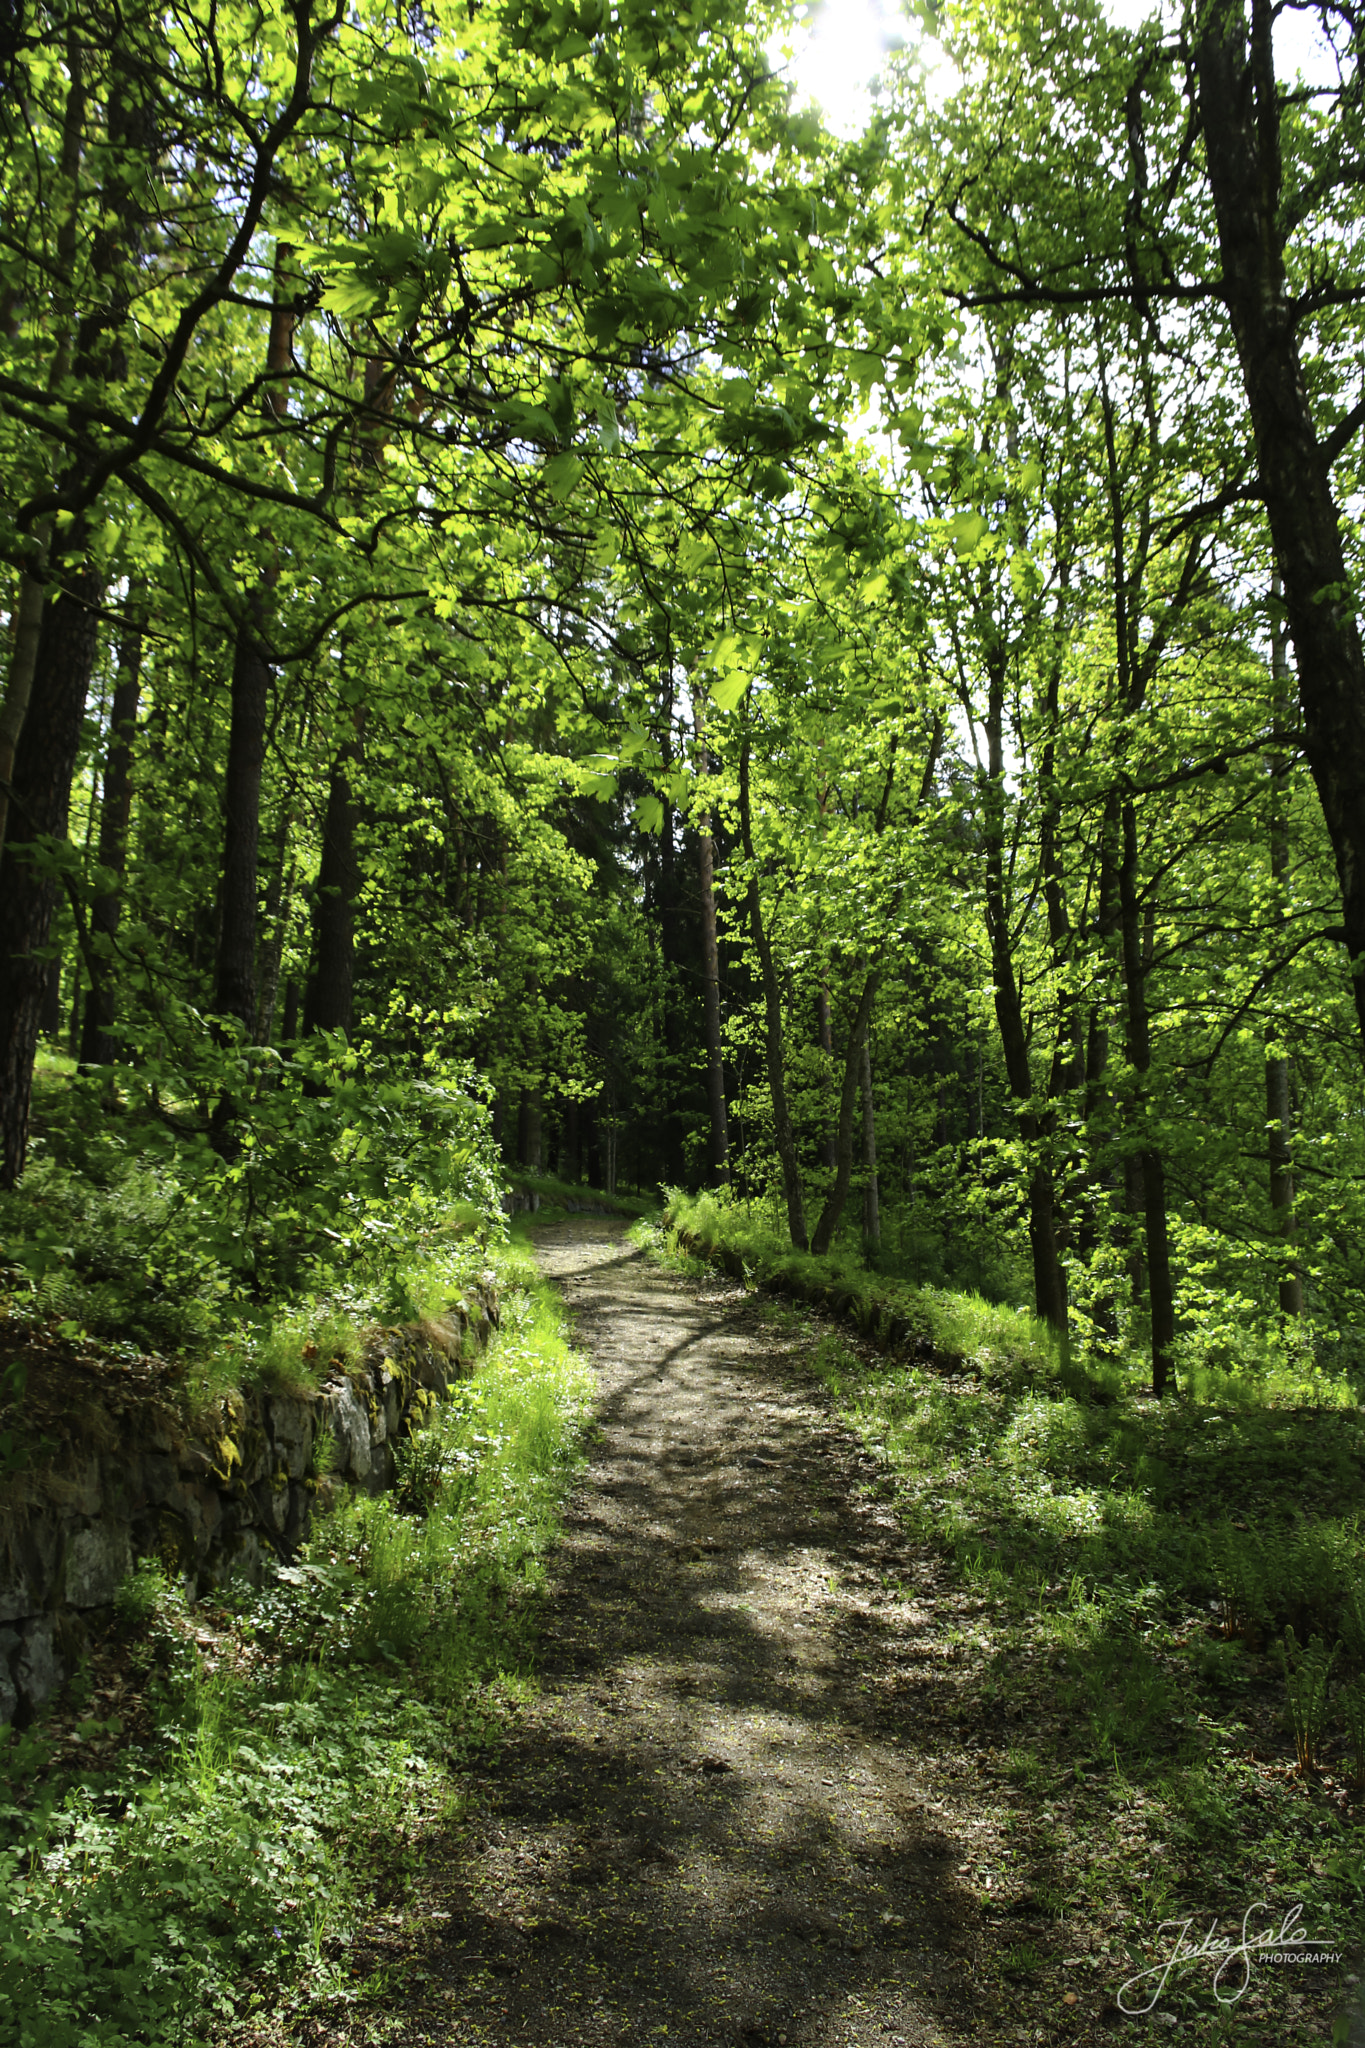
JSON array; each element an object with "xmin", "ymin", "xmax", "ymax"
[
  {"xmin": 0, "ymin": 0, "xmax": 1361, "ymax": 1417},
  {"xmin": 1280, "ymin": 1629, "xmax": 1336, "ymax": 1774},
  {"xmin": 0, "ymin": 1050, "xmax": 500, "ymax": 1393},
  {"xmin": 660, "ymin": 1189, "xmax": 1074, "ymax": 1390}
]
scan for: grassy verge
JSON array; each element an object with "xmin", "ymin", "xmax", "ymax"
[
  {"xmin": 649, "ymin": 1195, "xmax": 1365, "ymax": 2038},
  {"xmin": 0, "ymin": 1245, "xmax": 593, "ymax": 2048}
]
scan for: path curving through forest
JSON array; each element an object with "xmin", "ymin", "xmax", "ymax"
[{"xmin": 353, "ymin": 1219, "xmax": 1032, "ymax": 2048}]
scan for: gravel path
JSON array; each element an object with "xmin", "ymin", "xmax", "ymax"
[{"xmin": 367, "ymin": 1219, "xmax": 1016, "ymax": 2048}]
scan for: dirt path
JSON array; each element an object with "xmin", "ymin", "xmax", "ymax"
[{"xmin": 364, "ymin": 1220, "xmax": 1041, "ymax": 2048}]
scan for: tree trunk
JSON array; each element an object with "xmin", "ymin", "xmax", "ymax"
[
  {"xmin": 255, "ymin": 835, "xmax": 294, "ymax": 1046},
  {"xmin": 599, "ymin": 1084, "xmax": 617, "ymax": 1197},
  {"xmin": 1196, "ymin": 2, "xmax": 1365, "ymax": 1061},
  {"xmin": 302, "ymin": 718, "xmax": 362, "ymax": 1037},
  {"xmin": 1081, "ymin": 791, "xmax": 1123, "ymax": 1332},
  {"xmin": 1265, "ymin": 580, "xmax": 1303, "ymax": 1314},
  {"xmin": 739, "ymin": 728, "xmax": 807, "ymax": 1251},
  {"xmin": 1265, "ymin": 1049, "xmax": 1301, "ymax": 1315},
  {"xmin": 0, "ymin": 570, "xmax": 103, "ymax": 1186},
  {"xmin": 861, "ymin": 1034, "xmax": 880, "ymax": 1250},
  {"xmin": 981, "ymin": 660, "xmax": 1068, "ymax": 1332},
  {"xmin": 518, "ymin": 1087, "xmax": 543, "ymax": 1174},
  {"xmin": 80, "ymin": 603, "xmax": 144, "ymax": 1066},
  {"xmin": 212, "ymin": 248, "xmax": 295, "ymax": 1046},
  {"xmin": 657, "ymin": 798, "xmax": 685, "ymax": 1185},
  {"xmin": 40, "ymin": 958, "xmax": 62, "ymax": 1041},
  {"xmin": 0, "ymin": 34, "xmax": 86, "ymax": 868},
  {"xmin": 696, "ymin": 813, "xmax": 729, "ymax": 1182},
  {"xmin": 816, "ymin": 985, "xmax": 837, "ymax": 1170},
  {"xmin": 810, "ymin": 971, "xmax": 878, "ymax": 1256},
  {"xmin": 0, "ymin": 573, "xmax": 52, "ymax": 870},
  {"xmin": 1123, "ymin": 1152, "xmax": 1147, "ymax": 1308},
  {"xmin": 1119, "ymin": 800, "xmax": 1175, "ymax": 1392},
  {"xmin": 214, "ymin": 607, "xmax": 271, "ymax": 1036}
]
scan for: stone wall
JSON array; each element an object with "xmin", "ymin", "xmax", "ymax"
[{"xmin": 0, "ymin": 1284, "xmax": 498, "ymax": 1726}]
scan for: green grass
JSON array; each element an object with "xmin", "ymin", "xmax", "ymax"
[
  {"xmin": 0, "ymin": 1246, "xmax": 592, "ymax": 2048},
  {"xmin": 659, "ymin": 1189, "xmax": 1071, "ymax": 1387}
]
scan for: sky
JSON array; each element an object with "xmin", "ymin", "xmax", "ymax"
[{"xmin": 776, "ymin": 0, "xmax": 1346, "ymax": 137}]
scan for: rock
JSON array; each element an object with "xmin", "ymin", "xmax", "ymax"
[
  {"xmin": 267, "ymin": 1397, "xmax": 315, "ymax": 1479},
  {"xmin": 66, "ymin": 1460, "xmax": 104, "ymax": 1517},
  {"xmin": 327, "ymin": 1379, "xmax": 373, "ymax": 1481},
  {"xmin": 0, "ymin": 1285, "xmax": 499, "ymax": 1718},
  {"xmin": 0, "ymin": 1630, "xmax": 19, "ymax": 1724},
  {"xmin": 64, "ymin": 1520, "xmax": 132, "ymax": 1608},
  {"xmin": 15, "ymin": 1617, "xmax": 60, "ymax": 1712},
  {"xmin": 0, "ymin": 1514, "xmax": 60, "ymax": 1622},
  {"xmin": 253, "ymin": 1473, "xmax": 291, "ymax": 1534}
]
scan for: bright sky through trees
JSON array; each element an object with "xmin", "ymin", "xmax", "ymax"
[
  {"xmin": 778, "ymin": 0, "xmax": 903, "ymax": 135},
  {"xmin": 782, "ymin": 0, "xmax": 1342, "ymax": 134}
]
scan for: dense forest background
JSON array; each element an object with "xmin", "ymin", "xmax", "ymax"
[{"xmin": 1, "ymin": 0, "xmax": 1364, "ymax": 1400}]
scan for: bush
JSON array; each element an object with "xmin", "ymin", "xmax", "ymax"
[{"xmin": 2, "ymin": 1046, "xmax": 503, "ymax": 1379}]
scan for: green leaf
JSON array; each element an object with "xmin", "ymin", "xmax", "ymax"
[
  {"xmin": 949, "ymin": 510, "xmax": 991, "ymax": 559},
  {"xmin": 709, "ymin": 671, "xmax": 749, "ymax": 713},
  {"xmin": 542, "ymin": 454, "xmax": 583, "ymax": 500},
  {"xmin": 320, "ymin": 275, "xmax": 385, "ymax": 318}
]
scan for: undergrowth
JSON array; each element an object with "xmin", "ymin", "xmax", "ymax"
[
  {"xmin": 0, "ymin": 1249, "xmax": 592, "ymax": 2048},
  {"xmin": 0, "ymin": 1046, "xmax": 501, "ymax": 1405}
]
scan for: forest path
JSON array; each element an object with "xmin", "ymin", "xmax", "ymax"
[{"xmin": 361, "ymin": 1219, "xmax": 1025, "ymax": 2048}]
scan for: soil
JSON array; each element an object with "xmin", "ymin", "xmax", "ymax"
[{"xmin": 330, "ymin": 1216, "xmax": 1119, "ymax": 2048}]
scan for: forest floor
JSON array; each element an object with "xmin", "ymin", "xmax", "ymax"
[{"xmin": 296, "ymin": 1216, "xmax": 1359, "ymax": 2048}]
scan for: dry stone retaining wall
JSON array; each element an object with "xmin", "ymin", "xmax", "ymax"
[{"xmin": 0, "ymin": 1283, "xmax": 497, "ymax": 1725}]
